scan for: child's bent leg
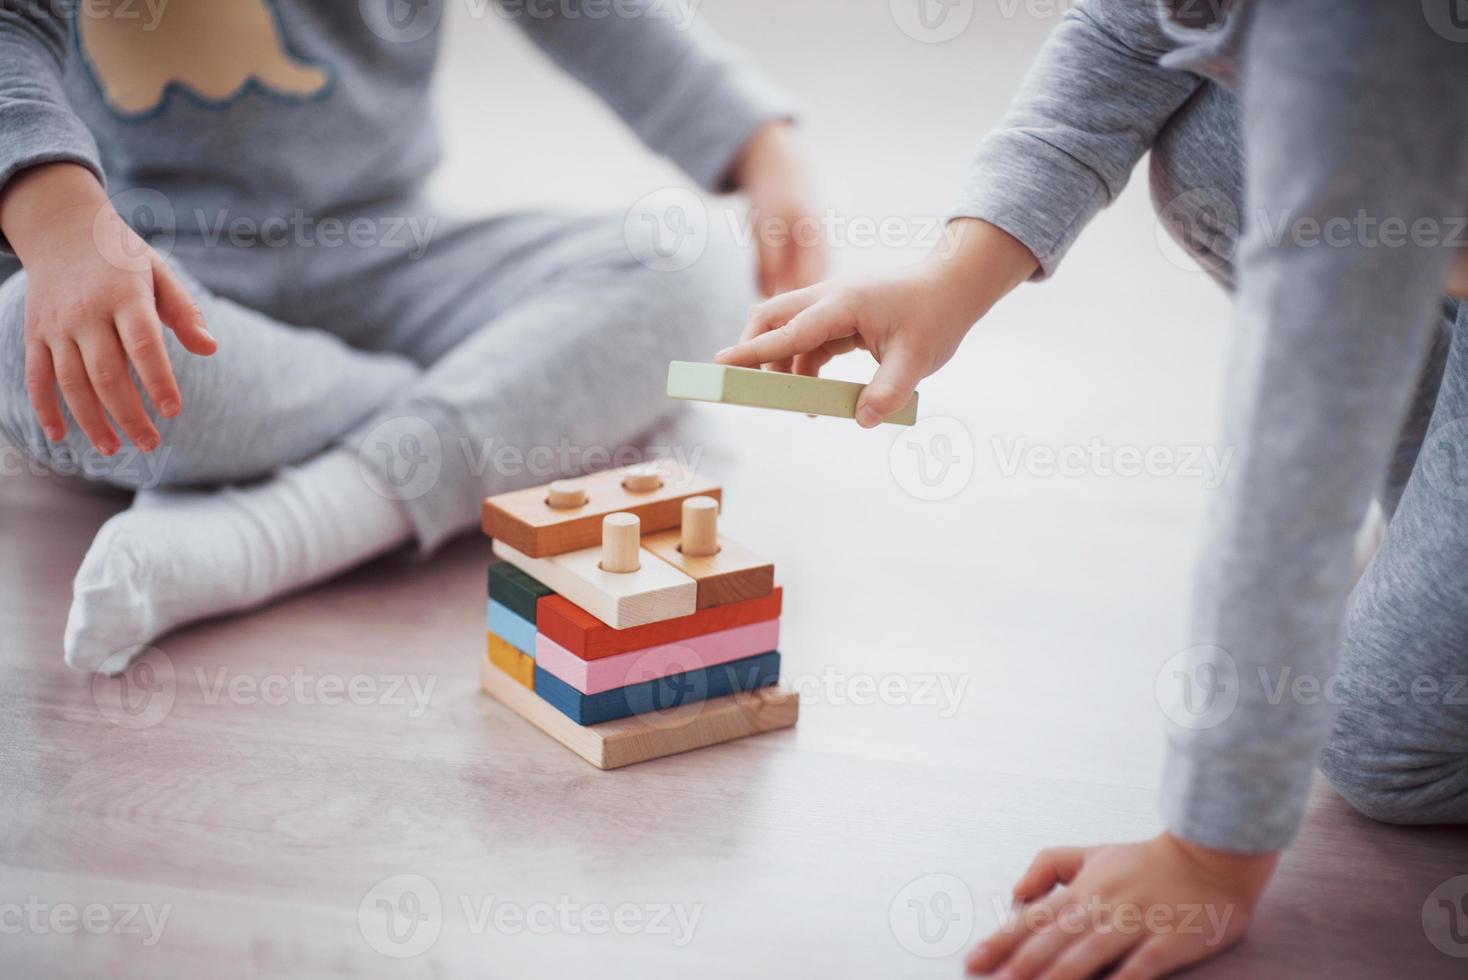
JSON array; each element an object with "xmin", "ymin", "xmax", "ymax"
[
  {"xmin": 0, "ymin": 262, "xmax": 419, "ymax": 489},
  {"xmin": 340, "ymin": 211, "xmax": 745, "ymax": 553},
  {"xmin": 1319, "ymin": 306, "xmax": 1468, "ymax": 825},
  {"xmin": 0, "ymin": 260, "xmax": 424, "ymax": 672}
]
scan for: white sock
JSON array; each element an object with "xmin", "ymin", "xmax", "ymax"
[{"xmin": 65, "ymin": 449, "xmax": 414, "ymax": 674}]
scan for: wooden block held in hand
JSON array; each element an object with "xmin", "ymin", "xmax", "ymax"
[
  {"xmin": 642, "ymin": 529, "xmax": 774, "ymax": 609},
  {"xmin": 482, "ymin": 461, "xmax": 722, "ymax": 558},
  {"xmin": 667, "ymin": 360, "xmax": 918, "ymax": 425},
  {"xmin": 492, "ymin": 538, "xmax": 696, "ymax": 629},
  {"xmin": 538, "ymin": 587, "xmax": 784, "ymax": 660},
  {"xmin": 481, "ymin": 657, "xmax": 799, "ymax": 769}
]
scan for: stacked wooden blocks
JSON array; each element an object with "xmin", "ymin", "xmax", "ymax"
[{"xmin": 480, "ymin": 461, "xmax": 798, "ymax": 769}]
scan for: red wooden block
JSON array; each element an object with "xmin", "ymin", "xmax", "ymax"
[{"xmin": 537, "ymin": 587, "xmax": 784, "ymax": 661}]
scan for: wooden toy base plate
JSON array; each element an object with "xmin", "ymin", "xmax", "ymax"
[{"xmin": 480, "ymin": 657, "xmax": 799, "ymax": 769}]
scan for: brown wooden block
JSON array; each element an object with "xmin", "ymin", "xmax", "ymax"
[
  {"xmin": 481, "ymin": 462, "xmax": 722, "ymax": 558},
  {"xmin": 480, "ymin": 656, "xmax": 799, "ymax": 769},
  {"xmin": 642, "ymin": 529, "xmax": 774, "ymax": 609},
  {"xmin": 487, "ymin": 633, "xmax": 534, "ymax": 689}
]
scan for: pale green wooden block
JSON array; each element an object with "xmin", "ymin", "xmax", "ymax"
[{"xmin": 666, "ymin": 361, "xmax": 918, "ymax": 426}]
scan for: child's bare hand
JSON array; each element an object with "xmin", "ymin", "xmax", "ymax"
[
  {"xmin": 966, "ymin": 833, "xmax": 1279, "ymax": 980},
  {"xmin": 731, "ymin": 122, "xmax": 827, "ymax": 297},
  {"xmin": 715, "ymin": 217, "xmax": 1037, "ymax": 427},
  {"xmin": 0, "ymin": 163, "xmax": 215, "ymax": 454}
]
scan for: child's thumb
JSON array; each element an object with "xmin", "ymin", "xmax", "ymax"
[{"xmin": 855, "ymin": 348, "xmax": 923, "ymax": 428}]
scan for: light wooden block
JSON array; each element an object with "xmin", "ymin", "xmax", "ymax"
[
  {"xmin": 535, "ymin": 618, "xmax": 781, "ymax": 694},
  {"xmin": 482, "ymin": 462, "xmax": 722, "ymax": 558},
  {"xmin": 492, "ymin": 538, "xmax": 696, "ymax": 629},
  {"xmin": 642, "ymin": 529, "xmax": 774, "ymax": 609},
  {"xmin": 487, "ymin": 634, "xmax": 534, "ymax": 689},
  {"xmin": 667, "ymin": 360, "xmax": 918, "ymax": 426},
  {"xmin": 480, "ymin": 656, "xmax": 799, "ymax": 769},
  {"xmin": 538, "ymin": 587, "xmax": 784, "ymax": 660}
]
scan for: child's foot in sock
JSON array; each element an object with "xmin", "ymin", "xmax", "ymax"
[{"xmin": 65, "ymin": 449, "xmax": 414, "ymax": 674}]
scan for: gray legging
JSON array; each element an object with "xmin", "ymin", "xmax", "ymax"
[
  {"xmin": 0, "ymin": 203, "xmax": 739, "ymax": 552},
  {"xmin": 1151, "ymin": 78, "xmax": 1468, "ymax": 827}
]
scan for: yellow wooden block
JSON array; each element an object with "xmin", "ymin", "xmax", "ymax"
[
  {"xmin": 487, "ymin": 633, "xmax": 534, "ymax": 689},
  {"xmin": 667, "ymin": 361, "xmax": 918, "ymax": 425}
]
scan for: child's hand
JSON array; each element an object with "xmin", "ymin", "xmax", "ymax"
[
  {"xmin": 0, "ymin": 163, "xmax": 215, "ymax": 455},
  {"xmin": 715, "ymin": 217, "xmax": 1037, "ymax": 427},
  {"xmin": 966, "ymin": 833, "xmax": 1280, "ymax": 980},
  {"xmin": 731, "ymin": 122, "xmax": 828, "ymax": 297}
]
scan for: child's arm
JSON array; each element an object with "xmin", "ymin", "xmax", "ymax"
[
  {"xmin": 1, "ymin": 3, "xmax": 214, "ymax": 453},
  {"xmin": 720, "ymin": 0, "xmax": 1206, "ymax": 424},
  {"xmin": 504, "ymin": 0, "xmax": 824, "ymax": 294}
]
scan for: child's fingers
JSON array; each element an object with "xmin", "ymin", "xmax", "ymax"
[
  {"xmin": 719, "ymin": 297, "xmax": 853, "ymax": 369},
  {"xmin": 791, "ymin": 336, "xmax": 858, "ymax": 378},
  {"xmin": 854, "ymin": 345, "xmax": 926, "ymax": 427},
  {"xmin": 1111, "ymin": 934, "xmax": 1199, "ymax": 980},
  {"xmin": 52, "ymin": 341, "xmax": 119, "ymax": 454},
  {"xmin": 965, "ymin": 886, "xmax": 1077, "ymax": 976},
  {"xmin": 116, "ymin": 301, "xmax": 182, "ymax": 418},
  {"xmin": 738, "ymin": 283, "xmax": 824, "ymax": 343},
  {"xmin": 79, "ymin": 332, "xmax": 160, "ymax": 451},
  {"xmin": 1012, "ymin": 846, "xmax": 1089, "ymax": 902},
  {"xmin": 24, "ymin": 344, "xmax": 66, "ymax": 442},
  {"xmin": 152, "ymin": 257, "xmax": 216, "ymax": 356}
]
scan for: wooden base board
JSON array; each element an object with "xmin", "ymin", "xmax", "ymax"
[
  {"xmin": 534, "ymin": 618, "xmax": 780, "ymax": 695},
  {"xmin": 537, "ymin": 587, "xmax": 784, "ymax": 661},
  {"xmin": 492, "ymin": 539, "xmax": 696, "ymax": 629},
  {"xmin": 487, "ymin": 633, "xmax": 535, "ymax": 689},
  {"xmin": 482, "ymin": 462, "xmax": 723, "ymax": 558},
  {"xmin": 534, "ymin": 651, "xmax": 781, "ymax": 726},
  {"xmin": 480, "ymin": 657, "xmax": 799, "ymax": 769},
  {"xmin": 642, "ymin": 530, "xmax": 774, "ymax": 609},
  {"xmin": 487, "ymin": 561, "xmax": 554, "ymax": 624},
  {"xmin": 667, "ymin": 360, "xmax": 918, "ymax": 426}
]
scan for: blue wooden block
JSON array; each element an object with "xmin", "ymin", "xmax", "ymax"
[
  {"xmin": 488, "ymin": 600, "xmax": 537, "ymax": 658},
  {"xmin": 533, "ymin": 651, "xmax": 781, "ymax": 726}
]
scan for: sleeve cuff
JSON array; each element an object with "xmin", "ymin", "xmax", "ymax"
[
  {"xmin": 0, "ymin": 100, "xmax": 104, "ymax": 256},
  {"xmin": 1160, "ymin": 740, "xmax": 1317, "ymax": 853},
  {"xmin": 950, "ymin": 129, "xmax": 1111, "ymax": 280}
]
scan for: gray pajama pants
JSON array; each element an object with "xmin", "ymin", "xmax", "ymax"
[
  {"xmin": 1150, "ymin": 79, "xmax": 1468, "ymax": 826},
  {"xmin": 0, "ymin": 200, "xmax": 740, "ymax": 552}
]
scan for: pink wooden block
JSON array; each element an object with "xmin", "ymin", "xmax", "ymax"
[{"xmin": 534, "ymin": 619, "xmax": 781, "ymax": 695}]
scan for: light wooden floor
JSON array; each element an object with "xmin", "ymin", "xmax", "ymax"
[{"xmin": 5, "ymin": 2, "xmax": 1468, "ymax": 977}]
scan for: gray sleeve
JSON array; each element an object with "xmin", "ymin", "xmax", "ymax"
[
  {"xmin": 1161, "ymin": 0, "xmax": 1468, "ymax": 853},
  {"xmin": 502, "ymin": 0, "xmax": 795, "ymax": 192},
  {"xmin": 953, "ymin": 0, "xmax": 1202, "ymax": 278},
  {"xmin": 0, "ymin": 0, "xmax": 104, "ymax": 252}
]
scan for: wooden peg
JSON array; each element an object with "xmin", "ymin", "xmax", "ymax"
[
  {"xmin": 621, "ymin": 464, "xmax": 664, "ymax": 493},
  {"xmin": 600, "ymin": 513, "xmax": 641, "ymax": 573},
  {"xmin": 680, "ymin": 496, "xmax": 720, "ymax": 557},
  {"xmin": 546, "ymin": 480, "xmax": 586, "ymax": 510}
]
